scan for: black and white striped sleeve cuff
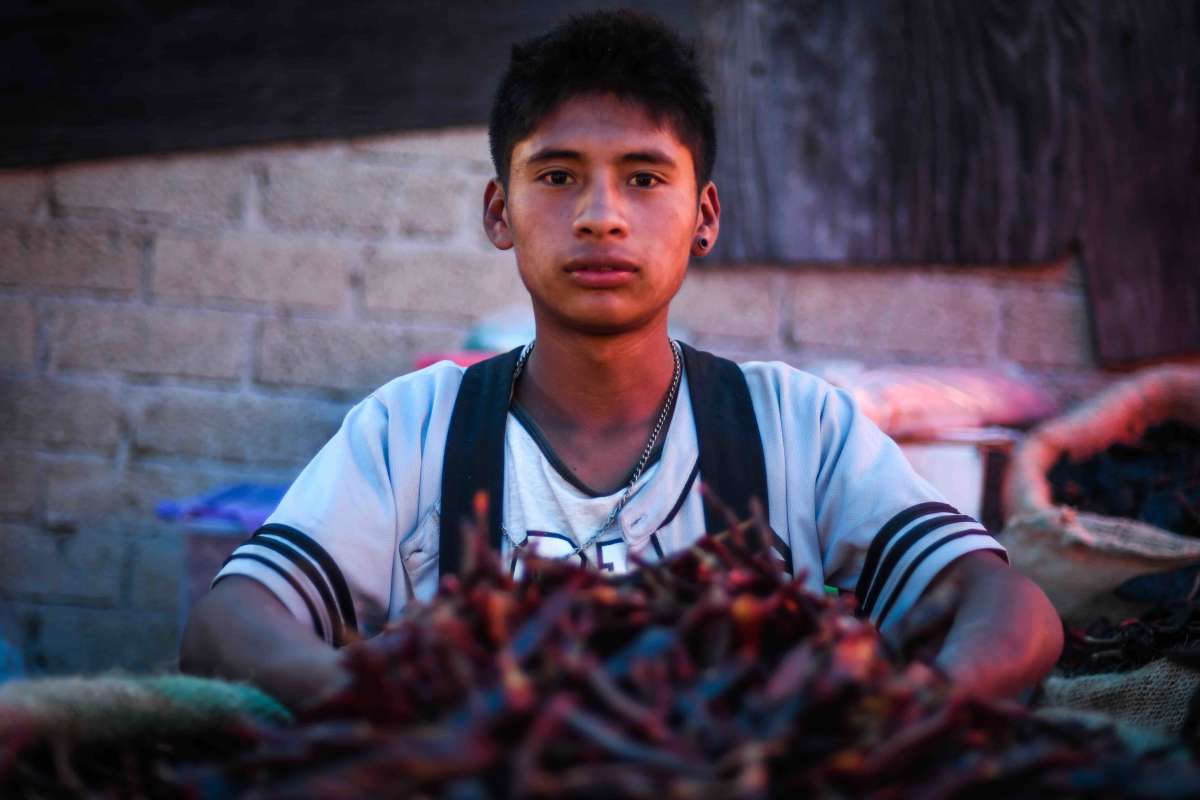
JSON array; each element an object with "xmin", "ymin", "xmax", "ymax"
[
  {"xmin": 854, "ymin": 502, "xmax": 1007, "ymax": 635},
  {"xmin": 212, "ymin": 524, "xmax": 359, "ymax": 646}
]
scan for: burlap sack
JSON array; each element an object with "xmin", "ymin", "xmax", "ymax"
[
  {"xmin": 1002, "ymin": 365, "xmax": 1200, "ymax": 623},
  {"xmin": 1038, "ymin": 659, "xmax": 1200, "ymax": 742},
  {"xmin": 0, "ymin": 673, "xmax": 292, "ymax": 743},
  {"xmin": 1032, "ymin": 705, "xmax": 1175, "ymax": 754}
]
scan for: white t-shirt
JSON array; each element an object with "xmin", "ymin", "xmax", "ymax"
[{"xmin": 214, "ymin": 358, "xmax": 1005, "ymax": 644}]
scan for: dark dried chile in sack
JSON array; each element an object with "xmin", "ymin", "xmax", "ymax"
[{"xmin": 1048, "ymin": 421, "xmax": 1200, "ymax": 540}]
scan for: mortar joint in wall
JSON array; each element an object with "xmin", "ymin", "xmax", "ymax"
[
  {"xmin": 243, "ymin": 316, "xmax": 260, "ymax": 390},
  {"xmin": 771, "ymin": 270, "xmax": 792, "ymax": 350},
  {"xmin": 32, "ymin": 297, "xmax": 51, "ymax": 374},
  {"xmin": 113, "ymin": 415, "xmax": 132, "ymax": 474},
  {"xmin": 32, "ymin": 454, "xmax": 46, "ymax": 531},
  {"xmin": 243, "ymin": 163, "xmax": 268, "ymax": 232},
  {"xmin": 118, "ymin": 536, "xmax": 137, "ymax": 607},
  {"xmin": 45, "ymin": 174, "xmax": 65, "ymax": 221},
  {"xmin": 348, "ymin": 265, "xmax": 368, "ymax": 317},
  {"xmin": 138, "ymin": 235, "xmax": 155, "ymax": 303}
]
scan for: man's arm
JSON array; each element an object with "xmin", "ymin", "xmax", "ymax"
[
  {"xmin": 895, "ymin": 551, "xmax": 1063, "ymax": 699},
  {"xmin": 179, "ymin": 576, "xmax": 352, "ymax": 712}
]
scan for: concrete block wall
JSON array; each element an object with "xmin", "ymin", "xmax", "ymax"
[{"xmin": 0, "ymin": 126, "xmax": 1097, "ymax": 676}]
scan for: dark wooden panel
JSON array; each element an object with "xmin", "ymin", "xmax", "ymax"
[
  {"xmin": 866, "ymin": 0, "xmax": 1092, "ymax": 263},
  {"xmin": 699, "ymin": 0, "xmax": 1197, "ymax": 363},
  {"xmin": 700, "ymin": 0, "xmax": 879, "ymax": 262},
  {"xmin": 0, "ymin": 0, "xmax": 699, "ymax": 169},
  {"xmin": 701, "ymin": 0, "xmax": 1091, "ymax": 263},
  {"xmin": 1075, "ymin": 0, "xmax": 1200, "ymax": 364}
]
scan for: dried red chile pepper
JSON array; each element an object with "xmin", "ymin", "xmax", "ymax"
[
  {"xmin": 190, "ymin": 519, "xmax": 1200, "ymax": 798},
  {"xmin": 1058, "ymin": 597, "xmax": 1200, "ymax": 677},
  {"xmin": 8, "ymin": 513, "xmax": 1200, "ymax": 798}
]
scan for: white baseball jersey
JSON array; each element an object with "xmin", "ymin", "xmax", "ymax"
[{"xmin": 214, "ymin": 358, "xmax": 1006, "ymax": 643}]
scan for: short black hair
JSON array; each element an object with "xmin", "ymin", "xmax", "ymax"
[{"xmin": 488, "ymin": 10, "xmax": 716, "ymax": 191}]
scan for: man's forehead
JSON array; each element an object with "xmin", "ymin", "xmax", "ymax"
[{"xmin": 512, "ymin": 94, "xmax": 691, "ymax": 166}]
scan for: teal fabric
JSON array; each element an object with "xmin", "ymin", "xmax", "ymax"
[
  {"xmin": 0, "ymin": 673, "xmax": 292, "ymax": 745},
  {"xmin": 138, "ymin": 675, "xmax": 293, "ymax": 727}
]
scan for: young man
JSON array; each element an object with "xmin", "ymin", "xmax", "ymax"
[{"xmin": 181, "ymin": 11, "xmax": 1062, "ymax": 711}]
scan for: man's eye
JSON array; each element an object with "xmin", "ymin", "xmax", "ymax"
[
  {"xmin": 630, "ymin": 173, "xmax": 660, "ymax": 188},
  {"xmin": 541, "ymin": 171, "xmax": 573, "ymax": 186}
]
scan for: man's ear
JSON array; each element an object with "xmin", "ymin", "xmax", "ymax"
[
  {"xmin": 691, "ymin": 180, "xmax": 721, "ymax": 257},
  {"xmin": 483, "ymin": 179, "xmax": 514, "ymax": 251}
]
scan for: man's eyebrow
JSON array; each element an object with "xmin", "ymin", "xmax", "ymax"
[
  {"xmin": 619, "ymin": 149, "xmax": 678, "ymax": 167},
  {"xmin": 524, "ymin": 148, "xmax": 583, "ymax": 164},
  {"xmin": 522, "ymin": 147, "xmax": 679, "ymax": 168}
]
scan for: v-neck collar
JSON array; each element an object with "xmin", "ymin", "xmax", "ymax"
[{"xmin": 507, "ymin": 384, "xmax": 679, "ymax": 498}]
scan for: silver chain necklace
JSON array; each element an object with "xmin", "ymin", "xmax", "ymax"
[{"xmin": 507, "ymin": 338, "xmax": 682, "ymax": 561}]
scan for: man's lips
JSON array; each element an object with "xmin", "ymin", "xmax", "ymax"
[
  {"xmin": 563, "ymin": 257, "xmax": 640, "ymax": 288},
  {"xmin": 563, "ymin": 258, "xmax": 640, "ymax": 273}
]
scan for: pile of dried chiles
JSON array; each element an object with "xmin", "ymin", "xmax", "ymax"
[
  {"xmin": 1055, "ymin": 594, "xmax": 1200, "ymax": 741},
  {"xmin": 1048, "ymin": 421, "xmax": 1200, "ymax": 538},
  {"xmin": 1060, "ymin": 599, "xmax": 1200, "ymax": 677},
  {"xmin": 8, "ymin": 517, "xmax": 1200, "ymax": 798}
]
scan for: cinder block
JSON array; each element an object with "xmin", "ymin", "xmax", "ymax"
[
  {"xmin": 53, "ymin": 153, "xmax": 245, "ymax": 225},
  {"xmin": 351, "ymin": 127, "xmax": 492, "ymax": 169},
  {"xmin": 0, "ymin": 225, "xmax": 141, "ymax": 294},
  {"xmin": 0, "ymin": 601, "xmax": 178, "ymax": 674},
  {"xmin": 42, "ymin": 456, "xmax": 292, "ymax": 531},
  {"xmin": 0, "ymin": 298, "xmax": 36, "ymax": 369},
  {"xmin": 132, "ymin": 387, "xmax": 347, "ymax": 464},
  {"xmin": 0, "ymin": 456, "xmax": 37, "ymax": 517},
  {"xmin": 153, "ymin": 232, "xmax": 353, "ymax": 311},
  {"xmin": 126, "ymin": 533, "xmax": 183, "ymax": 614},
  {"xmin": 0, "ymin": 169, "xmax": 48, "ymax": 218},
  {"xmin": 42, "ymin": 457, "xmax": 143, "ymax": 528},
  {"xmin": 257, "ymin": 318, "xmax": 460, "ymax": 391},
  {"xmin": 1000, "ymin": 287, "xmax": 1094, "ymax": 367},
  {"xmin": 364, "ymin": 247, "xmax": 524, "ymax": 319},
  {"xmin": 672, "ymin": 269, "xmax": 779, "ymax": 340},
  {"xmin": 789, "ymin": 270, "xmax": 1001, "ymax": 360},
  {"xmin": 0, "ymin": 524, "xmax": 124, "ymax": 603},
  {"xmin": 47, "ymin": 302, "xmax": 246, "ymax": 380},
  {"xmin": 0, "ymin": 377, "xmax": 122, "ymax": 450},
  {"xmin": 262, "ymin": 159, "xmax": 468, "ymax": 237}
]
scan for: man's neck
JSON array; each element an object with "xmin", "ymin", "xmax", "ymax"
[{"xmin": 516, "ymin": 320, "xmax": 677, "ymax": 437}]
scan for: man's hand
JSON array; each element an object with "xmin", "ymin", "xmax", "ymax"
[
  {"xmin": 887, "ymin": 551, "xmax": 1063, "ymax": 699},
  {"xmin": 180, "ymin": 576, "xmax": 354, "ymax": 713}
]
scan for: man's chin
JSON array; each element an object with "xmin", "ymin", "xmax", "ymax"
[
  {"xmin": 539, "ymin": 305, "xmax": 661, "ymax": 337},
  {"xmin": 561, "ymin": 317, "xmax": 644, "ymax": 337}
]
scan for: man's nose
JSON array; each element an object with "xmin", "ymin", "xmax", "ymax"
[{"xmin": 573, "ymin": 177, "xmax": 628, "ymax": 239}]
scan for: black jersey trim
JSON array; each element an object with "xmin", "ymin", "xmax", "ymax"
[
  {"xmin": 854, "ymin": 502, "xmax": 958, "ymax": 602},
  {"xmin": 859, "ymin": 513, "xmax": 975, "ymax": 616},
  {"xmin": 873, "ymin": 529, "xmax": 990, "ymax": 628},
  {"xmin": 217, "ymin": 554, "xmax": 326, "ymax": 642},
  {"xmin": 654, "ymin": 458, "xmax": 700, "ymax": 532},
  {"xmin": 244, "ymin": 532, "xmax": 347, "ymax": 646},
  {"xmin": 526, "ymin": 530, "xmax": 591, "ymax": 566},
  {"xmin": 509, "ymin": 395, "xmax": 675, "ymax": 499},
  {"xmin": 650, "ymin": 532, "xmax": 666, "ymax": 560},
  {"xmin": 257, "ymin": 524, "xmax": 358, "ymax": 638},
  {"xmin": 770, "ymin": 529, "xmax": 794, "ymax": 573}
]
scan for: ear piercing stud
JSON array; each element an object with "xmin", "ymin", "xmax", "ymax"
[{"xmin": 699, "ymin": 238, "xmax": 709, "ymax": 249}]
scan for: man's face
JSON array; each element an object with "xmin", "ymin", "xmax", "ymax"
[{"xmin": 485, "ymin": 93, "xmax": 718, "ymax": 336}]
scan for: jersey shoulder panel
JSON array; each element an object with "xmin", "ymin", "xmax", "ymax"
[{"xmin": 368, "ymin": 359, "xmax": 466, "ymax": 419}]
